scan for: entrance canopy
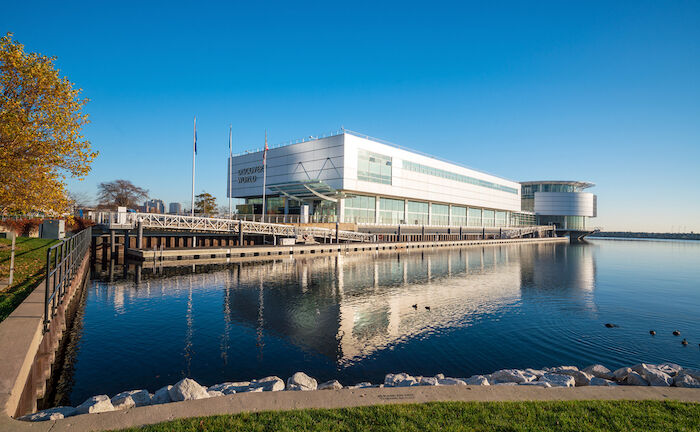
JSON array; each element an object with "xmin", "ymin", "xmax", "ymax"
[{"xmin": 267, "ymin": 180, "xmax": 347, "ymax": 202}]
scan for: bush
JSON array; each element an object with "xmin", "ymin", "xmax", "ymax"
[
  {"xmin": 1, "ymin": 218, "xmax": 43, "ymax": 236},
  {"xmin": 66, "ymin": 216, "xmax": 95, "ymax": 233}
]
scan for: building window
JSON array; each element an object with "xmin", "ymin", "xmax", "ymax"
[
  {"xmin": 467, "ymin": 208, "xmax": 482, "ymax": 227},
  {"xmin": 483, "ymin": 210, "xmax": 495, "ymax": 227},
  {"xmin": 379, "ymin": 198, "xmax": 404, "ymax": 224},
  {"xmin": 495, "ymin": 211, "xmax": 507, "ymax": 227},
  {"xmin": 451, "ymin": 206, "xmax": 467, "ymax": 226},
  {"xmin": 431, "ymin": 204, "xmax": 449, "ymax": 226},
  {"xmin": 407, "ymin": 201, "xmax": 429, "ymax": 225},
  {"xmin": 358, "ymin": 150, "xmax": 392, "ymax": 185},
  {"xmin": 344, "ymin": 195, "xmax": 376, "ymax": 223},
  {"xmin": 402, "ymin": 160, "xmax": 518, "ymax": 194}
]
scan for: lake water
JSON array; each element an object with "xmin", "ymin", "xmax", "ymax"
[{"xmin": 55, "ymin": 239, "xmax": 700, "ymax": 405}]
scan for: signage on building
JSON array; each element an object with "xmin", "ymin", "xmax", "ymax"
[{"xmin": 238, "ymin": 165, "xmax": 263, "ymax": 183}]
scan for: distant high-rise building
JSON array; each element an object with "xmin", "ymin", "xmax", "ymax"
[
  {"xmin": 144, "ymin": 199, "xmax": 165, "ymax": 214},
  {"xmin": 169, "ymin": 202, "xmax": 183, "ymax": 214}
]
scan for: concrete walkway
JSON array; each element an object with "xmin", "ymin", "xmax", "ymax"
[{"xmin": 3, "ymin": 385, "xmax": 699, "ymax": 431}]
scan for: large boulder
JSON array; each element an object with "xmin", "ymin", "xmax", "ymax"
[
  {"xmin": 657, "ymin": 363, "xmax": 683, "ymax": 377},
  {"xmin": 151, "ymin": 386, "xmax": 173, "ymax": 404},
  {"xmin": 673, "ymin": 374, "xmax": 700, "ymax": 388},
  {"xmin": 679, "ymin": 368, "xmax": 700, "ymax": 381},
  {"xmin": 318, "ymin": 380, "xmax": 343, "ymax": 390},
  {"xmin": 552, "ymin": 369, "xmax": 592, "ymax": 386},
  {"xmin": 582, "ymin": 365, "xmax": 614, "ymax": 380},
  {"xmin": 547, "ymin": 366, "xmax": 579, "ymax": 374},
  {"xmin": 632, "ymin": 364, "xmax": 672, "ymax": 387},
  {"xmin": 384, "ymin": 373, "xmax": 417, "ymax": 387},
  {"xmin": 489, "ymin": 369, "xmax": 536, "ymax": 384},
  {"xmin": 287, "ymin": 372, "xmax": 317, "ymax": 391},
  {"xmin": 519, "ymin": 381, "xmax": 552, "ymax": 388},
  {"xmin": 207, "ymin": 390, "xmax": 225, "ymax": 398},
  {"xmin": 19, "ymin": 407, "xmax": 76, "ymax": 421},
  {"xmin": 464, "ymin": 375, "xmax": 490, "ymax": 386},
  {"xmin": 589, "ymin": 377, "xmax": 617, "ymax": 386},
  {"xmin": 111, "ymin": 390, "xmax": 151, "ymax": 410},
  {"xmin": 524, "ymin": 369, "xmax": 546, "ymax": 378},
  {"xmin": 208, "ymin": 381, "xmax": 250, "ymax": 394},
  {"xmin": 438, "ymin": 378, "xmax": 467, "ymax": 386},
  {"xmin": 613, "ymin": 367, "xmax": 632, "ymax": 381},
  {"xmin": 624, "ymin": 372, "xmax": 649, "ymax": 386},
  {"xmin": 537, "ymin": 373, "xmax": 575, "ymax": 387},
  {"xmin": 76, "ymin": 395, "xmax": 115, "ymax": 414},
  {"xmin": 251, "ymin": 376, "xmax": 285, "ymax": 392},
  {"xmin": 168, "ymin": 378, "xmax": 210, "ymax": 401},
  {"xmin": 419, "ymin": 377, "xmax": 439, "ymax": 386}
]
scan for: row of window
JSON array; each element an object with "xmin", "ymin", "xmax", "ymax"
[
  {"xmin": 344, "ymin": 194, "xmax": 510, "ymax": 226},
  {"xmin": 402, "ymin": 161, "xmax": 519, "ymax": 195},
  {"xmin": 521, "ymin": 183, "xmax": 581, "ymax": 198},
  {"xmin": 357, "ymin": 150, "xmax": 392, "ymax": 185}
]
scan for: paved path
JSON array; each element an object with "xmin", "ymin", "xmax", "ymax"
[{"xmin": 3, "ymin": 385, "xmax": 699, "ymax": 431}]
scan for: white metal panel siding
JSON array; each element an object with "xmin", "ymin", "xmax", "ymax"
[
  {"xmin": 230, "ymin": 135, "xmax": 344, "ymax": 198},
  {"xmin": 534, "ymin": 192, "xmax": 597, "ymax": 217},
  {"xmin": 343, "ymin": 134, "xmax": 521, "ymax": 212}
]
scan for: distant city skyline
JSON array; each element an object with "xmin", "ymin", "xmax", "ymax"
[{"xmin": 3, "ymin": 1, "xmax": 699, "ymax": 231}]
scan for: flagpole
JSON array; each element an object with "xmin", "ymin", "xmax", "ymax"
[
  {"xmin": 262, "ymin": 130, "xmax": 268, "ymax": 222},
  {"xmin": 228, "ymin": 124, "xmax": 232, "ymax": 220},
  {"xmin": 191, "ymin": 116, "xmax": 196, "ymax": 217}
]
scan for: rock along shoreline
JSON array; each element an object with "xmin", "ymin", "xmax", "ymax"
[{"xmin": 19, "ymin": 363, "xmax": 700, "ymax": 422}]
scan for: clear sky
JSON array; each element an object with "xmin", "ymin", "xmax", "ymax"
[{"xmin": 3, "ymin": 1, "xmax": 699, "ymax": 232}]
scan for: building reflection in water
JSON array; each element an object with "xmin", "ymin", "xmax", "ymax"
[{"xmin": 93, "ymin": 242, "xmax": 596, "ymax": 369}]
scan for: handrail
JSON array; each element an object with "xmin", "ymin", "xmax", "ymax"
[{"xmin": 44, "ymin": 227, "xmax": 92, "ymax": 333}]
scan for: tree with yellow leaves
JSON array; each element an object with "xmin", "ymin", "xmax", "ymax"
[{"xmin": 0, "ymin": 33, "xmax": 98, "ymax": 215}]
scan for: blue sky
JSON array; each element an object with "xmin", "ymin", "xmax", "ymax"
[{"xmin": 3, "ymin": 1, "xmax": 699, "ymax": 231}]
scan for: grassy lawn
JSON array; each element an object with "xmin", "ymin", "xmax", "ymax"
[
  {"xmin": 115, "ymin": 400, "xmax": 700, "ymax": 432},
  {"xmin": 0, "ymin": 237, "xmax": 56, "ymax": 322}
]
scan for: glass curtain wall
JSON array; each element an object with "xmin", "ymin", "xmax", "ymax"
[
  {"xmin": 495, "ymin": 211, "xmax": 507, "ymax": 227},
  {"xmin": 357, "ymin": 150, "xmax": 392, "ymax": 185},
  {"xmin": 379, "ymin": 198, "xmax": 405, "ymax": 224},
  {"xmin": 483, "ymin": 210, "xmax": 495, "ymax": 227},
  {"xmin": 467, "ymin": 208, "xmax": 482, "ymax": 227},
  {"xmin": 451, "ymin": 206, "xmax": 467, "ymax": 226},
  {"xmin": 431, "ymin": 204, "xmax": 449, "ymax": 226},
  {"xmin": 344, "ymin": 195, "xmax": 376, "ymax": 224},
  {"xmin": 406, "ymin": 201, "xmax": 429, "ymax": 225}
]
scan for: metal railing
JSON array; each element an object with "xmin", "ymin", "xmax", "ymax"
[{"xmin": 44, "ymin": 227, "xmax": 92, "ymax": 332}]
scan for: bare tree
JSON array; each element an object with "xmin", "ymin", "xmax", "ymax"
[
  {"xmin": 97, "ymin": 180, "xmax": 148, "ymax": 209},
  {"xmin": 68, "ymin": 191, "xmax": 94, "ymax": 209}
]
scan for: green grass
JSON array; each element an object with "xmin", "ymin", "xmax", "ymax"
[
  {"xmin": 0, "ymin": 237, "xmax": 56, "ymax": 322},
  {"xmin": 115, "ymin": 400, "xmax": 700, "ymax": 432}
]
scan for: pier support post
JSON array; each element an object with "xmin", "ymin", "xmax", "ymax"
[
  {"xmin": 110, "ymin": 230, "xmax": 116, "ymax": 258},
  {"xmin": 397, "ymin": 224, "xmax": 401, "ymax": 241},
  {"xmin": 137, "ymin": 220, "xmax": 143, "ymax": 249},
  {"xmin": 124, "ymin": 230, "xmax": 130, "ymax": 262},
  {"xmin": 335, "ymin": 221, "xmax": 339, "ymax": 244},
  {"xmin": 459, "ymin": 226, "xmax": 462, "ymax": 240},
  {"xmin": 499, "ymin": 228, "xmax": 502, "ymax": 239},
  {"xmin": 421, "ymin": 225, "xmax": 425, "ymax": 241},
  {"xmin": 238, "ymin": 220, "xmax": 243, "ymax": 246},
  {"xmin": 482, "ymin": 228, "xmax": 485, "ymax": 240}
]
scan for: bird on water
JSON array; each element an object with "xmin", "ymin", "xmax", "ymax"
[
  {"xmin": 681, "ymin": 338, "xmax": 688, "ymax": 346},
  {"xmin": 649, "ymin": 330, "xmax": 656, "ymax": 335},
  {"xmin": 673, "ymin": 330, "xmax": 681, "ymax": 336},
  {"xmin": 604, "ymin": 323, "xmax": 618, "ymax": 328}
]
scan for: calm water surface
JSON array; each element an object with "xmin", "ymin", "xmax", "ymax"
[{"xmin": 57, "ymin": 239, "xmax": 700, "ymax": 405}]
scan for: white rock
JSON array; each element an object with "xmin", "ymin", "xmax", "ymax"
[
  {"xmin": 582, "ymin": 365, "xmax": 614, "ymax": 380},
  {"xmin": 537, "ymin": 373, "xmax": 575, "ymax": 387},
  {"xmin": 206, "ymin": 390, "xmax": 223, "ymax": 397},
  {"xmin": 434, "ymin": 373, "xmax": 445, "ymax": 380},
  {"xmin": 624, "ymin": 372, "xmax": 649, "ymax": 386},
  {"xmin": 673, "ymin": 374, "xmax": 700, "ymax": 388},
  {"xmin": 19, "ymin": 406, "xmax": 76, "ymax": 421},
  {"xmin": 209, "ymin": 381, "xmax": 249, "ymax": 394},
  {"xmin": 489, "ymin": 369, "xmax": 536, "ymax": 384},
  {"xmin": 547, "ymin": 366, "xmax": 579, "ymax": 373},
  {"xmin": 76, "ymin": 395, "xmax": 115, "ymax": 414},
  {"xmin": 151, "ymin": 386, "xmax": 173, "ymax": 404},
  {"xmin": 168, "ymin": 378, "xmax": 210, "ymax": 401},
  {"xmin": 589, "ymin": 377, "xmax": 617, "ymax": 386},
  {"xmin": 251, "ymin": 376, "xmax": 285, "ymax": 392},
  {"xmin": 519, "ymin": 381, "xmax": 552, "ymax": 388},
  {"xmin": 633, "ymin": 364, "xmax": 672, "ymax": 387},
  {"xmin": 657, "ymin": 363, "xmax": 683, "ymax": 377},
  {"xmin": 419, "ymin": 377, "xmax": 439, "ymax": 386},
  {"xmin": 679, "ymin": 368, "xmax": 700, "ymax": 381},
  {"xmin": 524, "ymin": 368, "xmax": 546, "ymax": 378},
  {"xmin": 286, "ymin": 372, "xmax": 317, "ymax": 391},
  {"xmin": 384, "ymin": 373, "xmax": 416, "ymax": 387},
  {"xmin": 464, "ymin": 375, "xmax": 490, "ymax": 386},
  {"xmin": 554, "ymin": 369, "xmax": 593, "ymax": 386},
  {"xmin": 613, "ymin": 367, "xmax": 632, "ymax": 381},
  {"xmin": 318, "ymin": 380, "xmax": 343, "ymax": 390},
  {"xmin": 438, "ymin": 378, "xmax": 467, "ymax": 386},
  {"xmin": 111, "ymin": 390, "xmax": 151, "ymax": 410}
]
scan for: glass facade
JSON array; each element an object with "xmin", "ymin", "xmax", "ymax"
[
  {"xmin": 450, "ymin": 206, "xmax": 467, "ymax": 226},
  {"xmin": 431, "ymin": 204, "xmax": 449, "ymax": 226},
  {"xmin": 521, "ymin": 183, "xmax": 582, "ymax": 198},
  {"xmin": 511, "ymin": 212, "xmax": 536, "ymax": 226},
  {"xmin": 344, "ymin": 195, "xmax": 376, "ymax": 223},
  {"xmin": 403, "ymin": 160, "xmax": 519, "ymax": 194},
  {"xmin": 379, "ymin": 198, "xmax": 405, "ymax": 224},
  {"xmin": 467, "ymin": 208, "xmax": 482, "ymax": 227},
  {"xmin": 406, "ymin": 201, "xmax": 429, "ymax": 225},
  {"xmin": 482, "ymin": 209, "xmax": 495, "ymax": 227},
  {"xmin": 495, "ymin": 211, "xmax": 507, "ymax": 227},
  {"xmin": 539, "ymin": 215, "xmax": 586, "ymax": 230},
  {"xmin": 357, "ymin": 150, "xmax": 392, "ymax": 185}
]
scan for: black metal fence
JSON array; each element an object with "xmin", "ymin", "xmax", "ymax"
[{"xmin": 44, "ymin": 227, "xmax": 92, "ymax": 332}]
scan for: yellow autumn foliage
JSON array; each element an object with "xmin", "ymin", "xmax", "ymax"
[{"xmin": 0, "ymin": 32, "xmax": 98, "ymax": 214}]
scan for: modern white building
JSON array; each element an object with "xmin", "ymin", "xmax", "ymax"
[
  {"xmin": 229, "ymin": 130, "xmax": 546, "ymax": 227},
  {"xmin": 521, "ymin": 181, "xmax": 597, "ymax": 230}
]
